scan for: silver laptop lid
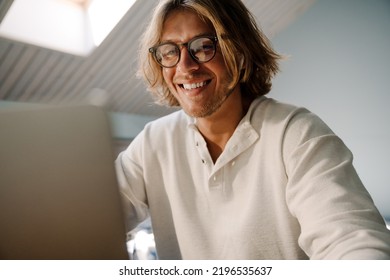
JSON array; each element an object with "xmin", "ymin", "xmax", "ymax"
[{"xmin": 0, "ymin": 105, "xmax": 129, "ymax": 259}]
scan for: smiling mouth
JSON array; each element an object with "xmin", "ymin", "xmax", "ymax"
[{"xmin": 180, "ymin": 80, "xmax": 210, "ymax": 90}]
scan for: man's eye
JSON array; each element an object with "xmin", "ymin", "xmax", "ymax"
[
  {"xmin": 163, "ymin": 49, "xmax": 177, "ymax": 58},
  {"xmin": 201, "ymin": 44, "xmax": 214, "ymax": 51}
]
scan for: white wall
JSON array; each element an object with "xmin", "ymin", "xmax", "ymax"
[{"xmin": 271, "ymin": 0, "xmax": 390, "ymax": 219}]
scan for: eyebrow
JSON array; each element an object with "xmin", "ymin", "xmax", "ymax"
[{"xmin": 159, "ymin": 33, "xmax": 215, "ymax": 44}]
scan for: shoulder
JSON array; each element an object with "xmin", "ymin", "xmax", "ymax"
[
  {"xmin": 120, "ymin": 109, "xmax": 188, "ymax": 160},
  {"xmin": 132, "ymin": 109, "xmax": 189, "ymax": 148},
  {"xmin": 143, "ymin": 109, "xmax": 188, "ymax": 135},
  {"xmin": 251, "ymin": 97, "xmax": 333, "ymax": 136},
  {"xmin": 249, "ymin": 97, "xmax": 338, "ymax": 160}
]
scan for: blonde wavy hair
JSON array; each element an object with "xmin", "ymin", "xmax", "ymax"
[{"xmin": 138, "ymin": 0, "xmax": 282, "ymax": 107}]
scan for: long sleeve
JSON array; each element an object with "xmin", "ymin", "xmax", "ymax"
[
  {"xmin": 115, "ymin": 133, "xmax": 149, "ymax": 232},
  {"xmin": 282, "ymin": 108, "xmax": 390, "ymax": 259}
]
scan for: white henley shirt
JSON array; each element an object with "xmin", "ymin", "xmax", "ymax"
[{"xmin": 115, "ymin": 96, "xmax": 390, "ymax": 259}]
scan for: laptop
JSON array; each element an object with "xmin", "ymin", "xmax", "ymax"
[{"xmin": 0, "ymin": 105, "xmax": 129, "ymax": 260}]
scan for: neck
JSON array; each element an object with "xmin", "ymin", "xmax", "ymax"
[{"xmin": 196, "ymin": 90, "xmax": 250, "ymax": 163}]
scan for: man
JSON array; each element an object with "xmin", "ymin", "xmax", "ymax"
[{"xmin": 115, "ymin": 0, "xmax": 390, "ymax": 259}]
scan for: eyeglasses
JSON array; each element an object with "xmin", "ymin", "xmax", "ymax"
[{"xmin": 149, "ymin": 35, "xmax": 218, "ymax": 68}]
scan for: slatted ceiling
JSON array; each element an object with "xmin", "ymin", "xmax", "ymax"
[
  {"xmin": 1, "ymin": 44, "xmax": 36, "ymax": 98},
  {"xmin": 245, "ymin": 0, "xmax": 315, "ymax": 37},
  {"xmin": 29, "ymin": 52, "xmax": 67, "ymax": 102},
  {"xmin": 30, "ymin": 53, "xmax": 73, "ymax": 103},
  {"xmin": 111, "ymin": 78, "xmax": 151, "ymax": 114},
  {"xmin": 105, "ymin": 61, "xmax": 135, "ymax": 95},
  {"xmin": 244, "ymin": 0, "xmax": 276, "ymax": 34},
  {"xmin": 17, "ymin": 52, "xmax": 49, "ymax": 101},
  {"xmin": 33, "ymin": 51, "xmax": 70, "ymax": 103},
  {"xmin": 0, "ymin": 39, "xmax": 10, "ymax": 61},
  {"xmin": 81, "ymin": 50, "xmax": 132, "ymax": 102},
  {"xmin": 47, "ymin": 57, "xmax": 84, "ymax": 104},
  {"xmin": 0, "ymin": 0, "xmax": 315, "ymax": 117},
  {"xmin": 5, "ymin": 45, "xmax": 39, "ymax": 100},
  {"xmin": 60, "ymin": 0, "xmax": 149, "ymax": 106},
  {"xmin": 28, "ymin": 52, "xmax": 70, "ymax": 103},
  {"xmin": 56, "ymin": 49, "xmax": 121, "ymax": 105},
  {"xmin": 18, "ymin": 51, "xmax": 52, "ymax": 100},
  {"xmin": 0, "ymin": 42, "xmax": 22, "ymax": 99},
  {"xmin": 0, "ymin": 43, "xmax": 21, "ymax": 97},
  {"xmin": 281, "ymin": 0, "xmax": 315, "ymax": 33},
  {"xmin": 0, "ymin": 41, "xmax": 14, "ymax": 82},
  {"xmin": 265, "ymin": 1, "xmax": 302, "ymax": 35}
]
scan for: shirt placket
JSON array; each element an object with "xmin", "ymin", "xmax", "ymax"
[{"xmin": 191, "ymin": 121, "xmax": 259, "ymax": 192}]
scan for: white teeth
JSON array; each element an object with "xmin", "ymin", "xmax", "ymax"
[{"xmin": 182, "ymin": 81, "xmax": 206, "ymax": 90}]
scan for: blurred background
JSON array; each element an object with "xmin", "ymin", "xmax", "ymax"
[{"xmin": 1, "ymin": 0, "xmax": 389, "ymax": 258}]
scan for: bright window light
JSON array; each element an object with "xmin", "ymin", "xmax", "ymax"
[
  {"xmin": 88, "ymin": 0, "xmax": 136, "ymax": 46},
  {"xmin": 0, "ymin": 0, "xmax": 136, "ymax": 56}
]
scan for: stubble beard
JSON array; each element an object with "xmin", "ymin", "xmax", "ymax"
[{"xmin": 179, "ymin": 80, "xmax": 235, "ymax": 119}]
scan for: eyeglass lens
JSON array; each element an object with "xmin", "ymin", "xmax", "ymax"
[{"xmin": 154, "ymin": 37, "xmax": 216, "ymax": 67}]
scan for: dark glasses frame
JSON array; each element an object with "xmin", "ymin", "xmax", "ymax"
[{"xmin": 149, "ymin": 35, "xmax": 218, "ymax": 68}]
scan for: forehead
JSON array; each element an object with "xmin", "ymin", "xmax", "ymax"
[{"xmin": 161, "ymin": 9, "xmax": 214, "ymax": 42}]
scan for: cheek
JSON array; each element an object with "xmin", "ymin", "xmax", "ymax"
[
  {"xmin": 162, "ymin": 68, "xmax": 174, "ymax": 85},
  {"xmin": 211, "ymin": 53, "xmax": 231, "ymax": 80}
]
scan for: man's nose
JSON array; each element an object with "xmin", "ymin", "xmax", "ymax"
[{"xmin": 176, "ymin": 47, "xmax": 200, "ymax": 73}]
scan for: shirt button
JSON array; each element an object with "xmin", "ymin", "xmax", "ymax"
[
  {"xmin": 231, "ymin": 161, "xmax": 236, "ymax": 166},
  {"xmin": 202, "ymin": 159, "xmax": 206, "ymax": 164},
  {"xmin": 213, "ymin": 175, "xmax": 217, "ymax": 181}
]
